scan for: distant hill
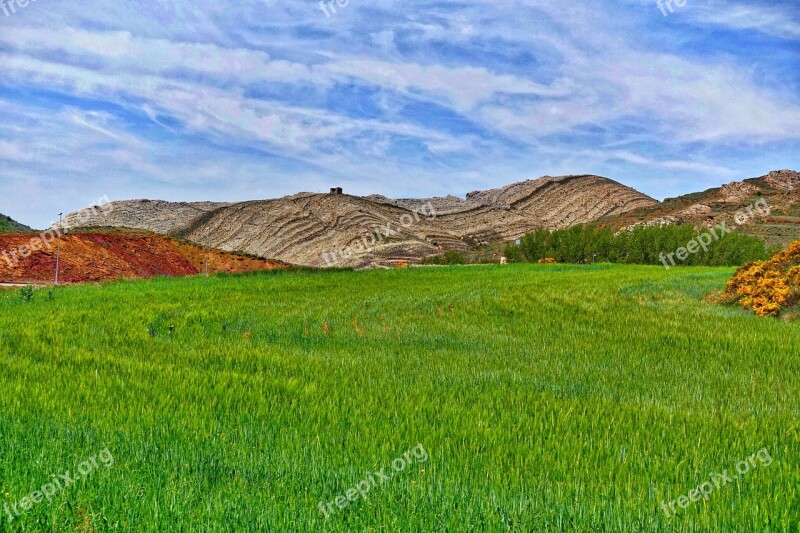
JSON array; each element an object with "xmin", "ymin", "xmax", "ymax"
[
  {"xmin": 0, "ymin": 213, "xmax": 31, "ymax": 233},
  {"xmin": 0, "ymin": 230, "xmax": 289, "ymax": 284},
  {"xmin": 59, "ymin": 175, "xmax": 656, "ymax": 268},
  {"xmin": 57, "ymin": 170, "xmax": 800, "ymax": 268},
  {"xmin": 598, "ymin": 169, "xmax": 800, "ymax": 248}
]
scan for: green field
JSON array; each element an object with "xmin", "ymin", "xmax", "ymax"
[{"xmin": 1, "ymin": 265, "xmax": 798, "ymax": 531}]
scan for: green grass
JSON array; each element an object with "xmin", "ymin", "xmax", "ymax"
[
  {"xmin": 0, "ymin": 265, "xmax": 798, "ymax": 531},
  {"xmin": 0, "ymin": 215, "xmax": 31, "ymax": 233}
]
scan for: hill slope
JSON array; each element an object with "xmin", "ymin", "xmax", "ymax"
[
  {"xmin": 0, "ymin": 231, "xmax": 289, "ymax": 284},
  {"xmin": 600, "ymin": 169, "xmax": 800, "ymax": 247},
  {"xmin": 62, "ymin": 175, "xmax": 656, "ymax": 267},
  {"xmin": 0, "ymin": 213, "xmax": 31, "ymax": 233}
]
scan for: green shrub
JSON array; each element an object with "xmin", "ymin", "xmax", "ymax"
[
  {"xmin": 504, "ymin": 224, "xmax": 770, "ymax": 267},
  {"xmin": 17, "ymin": 285, "xmax": 34, "ymax": 303}
]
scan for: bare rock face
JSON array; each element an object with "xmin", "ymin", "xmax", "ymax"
[
  {"xmin": 474, "ymin": 175, "xmax": 657, "ymax": 229},
  {"xmin": 371, "ymin": 175, "xmax": 655, "ymax": 239},
  {"xmin": 678, "ymin": 203, "xmax": 713, "ymax": 217},
  {"xmin": 718, "ymin": 181, "xmax": 760, "ymax": 203},
  {"xmin": 59, "ymin": 200, "xmax": 230, "ymax": 234},
  {"xmin": 60, "ymin": 175, "xmax": 656, "ymax": 267},
  {"xmin": 365, "ymin": 194, "xmax": 480, "ymax": 215},
  {"xmin": 175, "ymin": 194, "xmax": 462, "ymax": 269},
  {"xmin": 763, "ymin": 170, "xmax": 800, "ymax": 191},
  {"xmin": 607, "ymin": 169, "xmax": 800, "ymax": 248}
]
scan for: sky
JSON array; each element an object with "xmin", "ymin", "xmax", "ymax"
[{"xmin": 0, "ymin": 0, "xmax": 798, "ymax": 229}]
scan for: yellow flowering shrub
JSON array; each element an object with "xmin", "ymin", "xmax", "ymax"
[{"xmin": 724, "ymin": 241, "xmax": 800, "ymax": 317}]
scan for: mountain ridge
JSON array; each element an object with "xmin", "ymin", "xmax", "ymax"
[
  {"xmin": 59, "ymin": 174, "xmax": 656, "ymax": 267},
  {"xmin": 54, "ymin": 170, "xmax": 800, "ymax": 267}
]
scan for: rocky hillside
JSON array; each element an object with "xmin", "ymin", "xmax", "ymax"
[
  {"xmin": 369, "ymin": 175, "xmax": 655, "ymax": 243},
  {"xmin": 61, "ymin": 175, "xmax": 656, "ymax": 268},
  {"xmin": 0, "ymin": 213, "xmax": 31, "ymax": 233},
  {"xmin": 599, "ymin": 170, "xmax": 800, "ymax": 247},
  {"xmin": 0, "ymin": 231, "xmax": 289, "ymax": 284},
  {"xmin": 59, "ymin": 200, "xmax": 230, "ymax": 234}
]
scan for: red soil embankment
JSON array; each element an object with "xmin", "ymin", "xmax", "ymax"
[{"xmin": 0, "ymin": 232, "xmax": 289, "ymax": 284}]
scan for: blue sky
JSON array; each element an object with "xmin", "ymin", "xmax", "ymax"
[{"xmin": 0, "ymin": 0, "xmax": 798, "ymax": 228}]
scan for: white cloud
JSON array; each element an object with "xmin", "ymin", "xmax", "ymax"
[
  {"xmin": 692, "ymin": 3, "xmax": 800, "ymax": 40},
  {"xmin": 0, "ymin": 0, "xmax": 797, "ymax": 228},
  {"xmin": 0, "ymin": 140, "xmax": 30, "ymax": 162}
]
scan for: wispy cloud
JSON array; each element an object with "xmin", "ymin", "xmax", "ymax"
[
  {"xmin": 0, "ymin": 0, "xmax": 797, "ymax": 227},
  {"xmin": 691, "ymin": 2, "xmax": 800, "ymax": 40}
]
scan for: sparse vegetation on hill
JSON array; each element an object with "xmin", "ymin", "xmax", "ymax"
[
  {"xmin": 723, "ymin": 240, "xmax": 800, "ymax": 317},
  {"xmin": 598, "ymin": 169, "xmax": 800, "ymax": 247},
  {"xmin": 0, "ymin": 213, "xmax": 31, "ymax": 233}
]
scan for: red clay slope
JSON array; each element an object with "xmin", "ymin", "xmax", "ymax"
[{"xmin": 0, "ymin": 232, "xmax": 290, "ymax": 284}]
